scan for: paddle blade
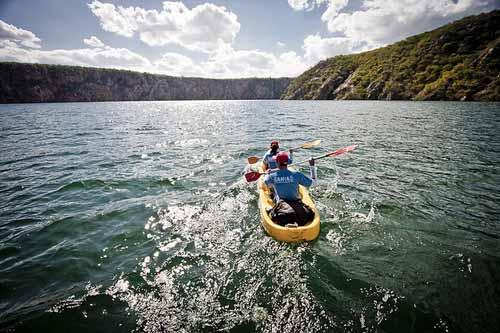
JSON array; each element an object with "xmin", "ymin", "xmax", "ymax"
[
  {"xmin": 244, "ymin": 171, "xmax": 263, "ymax": 182},
  {"xmin": 300, "ymin": 139, "xmax": 321, "ymax": 149},
  {"xmin": 247, "ymin": 156, "xmax": 261, "ymax": 164},
  {"xmin": 328, "ymin": 144, "xmax": 358, "ymax": 157}
]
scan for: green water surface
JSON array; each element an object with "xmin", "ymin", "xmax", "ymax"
[{"xmin": 1, "ymin": 100, "xmax": 499, "ymax": 332}]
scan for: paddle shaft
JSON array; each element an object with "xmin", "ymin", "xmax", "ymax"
[
  {"xmin": 295, "ymin": 145, "xmax": 357, "ymax": 166},
  {"xmin": 295, "ymin": 153, "xmax": 339, "ymax": 166}
]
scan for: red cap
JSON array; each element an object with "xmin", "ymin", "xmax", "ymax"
[
  {"xmin": 274, "ymin": 151, "xmax": 289, "ymax": 164},
  {"xmin": 270, "ymin": 140, "xmax": 279, "ymax": 146}
]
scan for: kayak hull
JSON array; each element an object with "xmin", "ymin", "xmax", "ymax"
[{"xmin": 257, "ymin": 165, "xmax": 320, "ymax": 243}]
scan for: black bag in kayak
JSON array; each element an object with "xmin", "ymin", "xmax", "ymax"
[{"xmin": 270, "ymin": 199, "xmax": 315, "ymax": 226}]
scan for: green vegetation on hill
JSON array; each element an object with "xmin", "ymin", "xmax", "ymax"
[
  {"xmin": 0, "ymin": 63, "xmax": 291, "ymax": 103},
  {"xmin": 282, "ymin": 10, "xmax": 500, "ymax": 101}
]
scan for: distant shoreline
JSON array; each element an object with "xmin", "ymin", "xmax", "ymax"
[{"xmin": 0, "ymin": 62, "xmax": 292, "ymax": 104}]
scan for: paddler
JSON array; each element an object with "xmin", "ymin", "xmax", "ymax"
[
  {"xmin": 263, "ymin": 151, "xmax": 317, "ymax": 226},
  {"xmin": 262, "ymin": 140, "xmax": 293, "ymax": 171}
]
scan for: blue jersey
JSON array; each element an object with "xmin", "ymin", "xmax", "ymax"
[
  {"xmin": 262, "ymin": 150, "xmax": 292, "ymax": 170},
  {"xmin": 264, "ymin": 169, "xmax": 313, "ymax": 201}
]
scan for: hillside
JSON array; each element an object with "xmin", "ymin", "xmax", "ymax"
[
  {"xmin": 0, "ymin": 63, "xmax": 291, "ymax": 103},
  {"xmin": 282, "ymin": 10, "xmax": 500, "ymax": 101}
]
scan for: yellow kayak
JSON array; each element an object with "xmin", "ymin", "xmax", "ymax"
[{"xmin": 257, "ymin": 164, "xmax": 320, "ymax": 243}]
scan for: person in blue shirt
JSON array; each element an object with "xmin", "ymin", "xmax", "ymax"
[
  {"xmin": 263, "ymin": 151, "xmax": 317, "ymax": 225},
  {"xmin": 262, "ymin": 140, "xmax": 293, "ymax": 171},
  {"xmin": 264, "ymin": 151, "xmax": 316, "ymax": 202}
]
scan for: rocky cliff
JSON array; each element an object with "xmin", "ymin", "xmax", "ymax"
[
  {"xmin": 0, "ymin": 63, "xmax": 291, "ymax": 103},
  {"xmin": 282, "ymin": 10, "xmax": 500, "ymax": 101}
]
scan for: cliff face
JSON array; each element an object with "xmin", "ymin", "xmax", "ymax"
[
  {"xmin": 282, "ymin": 10, "xmax": 500, "ymax": 101},
  {"xmin": 0, "ymin": 63, "xmax": 291, "ymax": 103}
]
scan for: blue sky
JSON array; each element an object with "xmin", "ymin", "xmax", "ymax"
[{"xmin": 1, "ymin": 0, "xmax": 499, "ymax": 78}]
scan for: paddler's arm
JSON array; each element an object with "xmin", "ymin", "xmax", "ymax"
[
  {"xmin": 309, "ymin": 158, "xmax": 317, "ymax": 184},
  {"xmin": 288, "ymin": 148, "xmax": 294, "ymax": 164},
  {"xmin": 297, "ymin": 162, "xmax": 315, "ymax": 188}
]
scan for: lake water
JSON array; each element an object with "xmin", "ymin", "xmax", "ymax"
[{"xmin": 1, "ymin": 100, "xmax": 499, "ymax": 332}]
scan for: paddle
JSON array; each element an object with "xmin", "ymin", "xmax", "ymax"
[
  {"xmin": 294, "ymin": 144, "xmax": 357, "ymax": 165},
  {"xmin": 244, "ymin": 144, "xmax": 357, "ymax": 183},
  {"xmin": 290, "ymin": 139, "xmax": 322, "ymax": 151},
  {"xmin": 247, "ymin": 156, "xmax": 262, "ymax": 164},
  {"xmin": 246, "ymin": 139, "xmax": 321, "ymax": 164}
]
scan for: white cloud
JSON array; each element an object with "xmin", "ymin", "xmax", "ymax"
[
  {"xmin": 320, "ymin": 0, "xmax": 349, "ymax": 23},
  {"xmin": 88, "ymin": 1, "xmax": 240, "ymax": 53},
  {"xmin": 288, "ymin": 0, "xmax": 312, "ymax": 11},
  {"xmin": 287, "ymin": 0, "xmax": 340, "ymax": 12},
  {"xmin": 192, "ymin": 42, "xmax": 307, "ymax": 78},
  {"xmin": 0, "ymin": 19, "xmax": 41, "ymax": 48},
  {"xmin": 277, "ymin": 41, "xmax": 286, "ymax": 48},
  {"xmin": 153, "ymin": 43, "xmax": 309, "ymax": 78},
  {"xmin": 83, "ymin": 36, "xmax": 105, "ymax": 48},
  {"xmin": 0, "ymin": 43, "xmax": 151, "ymax": 71},
  {"xmin": 0, "ymin": 40, "xmax": 18, "ymax": 48},
  {"xmin": 154, "ymin": 52, "xmax": 202, "ymax": 77},
  {"xmin": 302, "ymin": 34, "xmax": 356, "ymax": 63},
  {"xmin": 277, "ymin": 51, "xmax": 308, "ymax": 76},
  {"xmin": 87, "ymin": 1, "xmax": 136, "ymax": 37},
  {"xmin": 201, "ymin": 43, "xmax": 276, "ymax": 77},
  {"xmin": 323, "ymin": 0, "xmax": 497, "ymax": 46}
]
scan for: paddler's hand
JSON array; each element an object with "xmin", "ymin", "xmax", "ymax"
[{"xmin": 309, "ymin": 158, "xmax": 315, "ymax": 166}]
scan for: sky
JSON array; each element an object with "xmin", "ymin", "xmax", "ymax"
[{"xmin": 0, "ymin": 0, "xmax": 499, "ymax": 78}]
